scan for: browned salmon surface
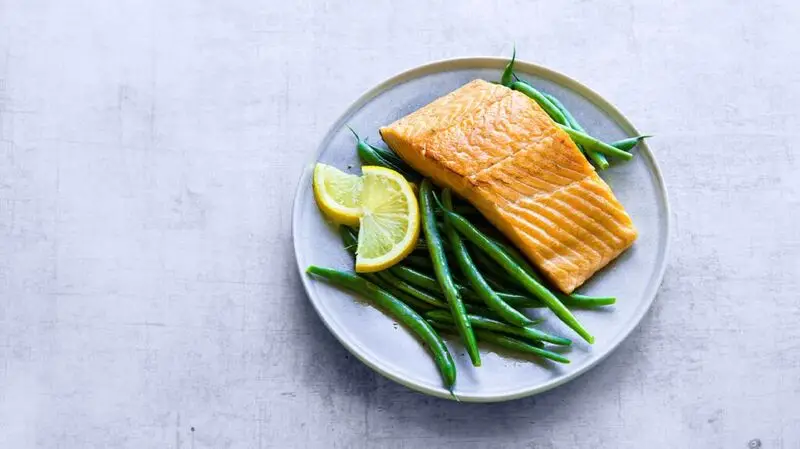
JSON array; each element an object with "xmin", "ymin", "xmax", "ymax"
[{"xmin": 380, "ymin": 79, "xmax": 637, "ymax": 293}]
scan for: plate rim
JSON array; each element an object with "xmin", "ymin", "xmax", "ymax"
[{"xmin": 291, "ymin": 56, "xmax": 671, "ymax": 402}]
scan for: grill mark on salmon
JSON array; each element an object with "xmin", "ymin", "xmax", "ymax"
[
  {"xmin": 493, "ymin": 198, "xmax": 591, "ymax": 273},
  {"xmin": 521, "ymin": 197, "xmax": 616, "ymax": 256},
  {"xmin": 499, "ymin": 181, "xmax": 611, "ymax": 260},
  {"xmin": 558, "ymin": 190, "xmax": 625, "ymax": 239},
  {"xmin": 548, "ymin": 196, "xmax": 624, "ymax": 248},
  {"xmin": 560, "ymin": 188, "xmax": 631, "ymax": 240},
  {"xmin": 493, "ymin": 206, "xmax": 579, "ymax": 276},
  {"xmin": 503, "ymin": 205, "xmax": 604, "ymax": 275}
]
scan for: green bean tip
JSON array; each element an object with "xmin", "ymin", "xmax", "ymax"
[{"xmin": 449, "ymin": 389, "xmax": 461, "ymax": 402}]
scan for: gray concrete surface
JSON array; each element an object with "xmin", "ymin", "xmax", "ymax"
[{"xmin": 0, "ymin": 0, "xmax": 798, "ymax": 447}]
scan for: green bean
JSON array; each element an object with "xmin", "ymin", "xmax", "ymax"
[
  {"xmin": 392, "ymin": 265, "xmax": 449, "ymax": 293},
  {"xmin": 474, "ymin": 254, "xmax": 527, "ymax": 294},
  {"xmin": 440, "ymin": 207, "xmax": 595, "ymax": 344},
  {"xmin": 370, "ymin": 136, "xmax": 418, "ymax": 174},
  {"xmin": 391, "ymin": 265, "xmax": 541, "ymax": 309},
  {"xmin": 428, "ymin": 317, "xmax": 542, "ymax": 346},
  {"xmin": 441, "ymin": 189, "xmax": 533, "ymax": 327},
  {"xmin": 404, "ymin": 254, "xmax": 435, "ymax": 272},
  {"xmin": 364, "ymin": 272, "xmax": 434, "ymax": 312},
  {"xmin": 380, "ymin": 281, "xmax": 506, "ymax": 318},
  {"xmin": 489, "ymin": 237, "xmax": 617, "ymax": 308},
  {"xmin": 469, "ymin": 247, "xmax": 539, "ymax": 298},
  {"xmin": 420, "ymin": 180, "xmax": 481, "ymax": 366},
  {"xmin": 510, "ymin": 81, "xmax": 568, "ymax": 126},
  {"xmin": 544, "ymin": 93, "xmax": 610, "ymax": 170},
  {"xmin": 491, "ymin": 285, "xmax": 536, "ymax": 308},
  {"xmin": 565, "ymin": 294, "xmax": 616, "ymax": 308},
  {"xmin": 339, "ymin": 226, "xmax": 358, "ymax": 257},
  {"xmin": 337, "ymin": 227, "xmax": 433, "ymax": 311},
  {"xmin": 557, "ymin": 125, "xmax": 633, "ymax": 161},
  {"xmin": 347, "ymin": 127, "xmax": 420, "ymax": 181},
  {"xmin": 368, "ymin": 142, "xmax": 420, "ymax": 181},
  {"xmin": 428, "ymin": 321, "xmax": 569, "ymax": 364},
  {"xmin": 542, "ymin": 93, "xmax": 574, "ymax": 127},
  {"xmin": 415, "ymin": 236, "xmax": 434, "ymax": 248},
  {"xmin": 467, "ymin": 243, "xmax": 517, "ymax": 285},
  {"xmin": 375, "ymin": 270, "xmax": 449, "ymax": 309},
  {"xmin": 500, "ymin": 46, "xmax": 516, "ymax": 87},
  {"xmin": 349, "ymin": 127, "xmax": 395, "ymax": 168},
  {"xmin": 610, "ymin": 135, "xmax": 651, "ymax": 151},
  {"xmin": 473, "ymin": 329, "xmax": 570, "ymax": 363},
  {"xmin": 488, "ymin": 239, "xmax": 537, "ymax": 279},
  {"xmin": 438, "ymin": 204, "xmax": 481, "ymax": 217},
  {"xmin": 307, "ymin": 266, "xmax": 456, "ymax": 388},
  {"xmin": 390, "ymin": 290, "xmax": 434, "ymax": 312},
  {"xmin": 495, "ymin": 292, "xmax": 541, "ymax": 308},
  {"xmin": 586, "ymin": 150, "xmax": 610, "ymax": 170},
  {"xmin": 426, "ymin": 310, "xmax": 571, "ymax": 346}
]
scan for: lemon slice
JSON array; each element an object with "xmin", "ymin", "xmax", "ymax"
[
  {"xmin": 356, "ymin": 166, "xmax": 420, "ymax": 272},
  {"xmin": 313, "ymin": 163, "xmax": 363, "ymax": 226}
]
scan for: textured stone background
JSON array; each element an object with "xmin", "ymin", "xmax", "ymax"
[{"xmin": 1, "ymin": 1, "xmax": 798, "ymax": 448}]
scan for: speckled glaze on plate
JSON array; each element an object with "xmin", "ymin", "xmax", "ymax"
[{"xmin": 292, "ymin": 57, "xmax": 670, "ymax": 402}]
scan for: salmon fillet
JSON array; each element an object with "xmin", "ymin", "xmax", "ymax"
[{"xmin": 380, "ymin": 79, "xmax": 637, "ymax": 294}]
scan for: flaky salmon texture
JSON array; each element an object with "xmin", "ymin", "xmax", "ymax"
[{"xmin": 380, "ymin": 79, "xmax": 637, "ymax": 294}]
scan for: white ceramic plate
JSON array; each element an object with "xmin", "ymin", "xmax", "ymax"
[{"xmin": 292, "ymin": 57, "xmax": 670, "ymax": 402}]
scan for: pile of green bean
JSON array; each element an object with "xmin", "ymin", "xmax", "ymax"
[
  {"xmin": 307, "ymin": 175, "xmax": 610, "ymax": 390},
  {"xmin": 306, "ymin": 55, "xmax": 649, "ymax": 391},
  {"xmin": 500, "ymin": 48, "xmax": 650, "ymax": 170},
  {"xmin": 308, "ymin": 163, "xmax": 616, "ymax": 392}
]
